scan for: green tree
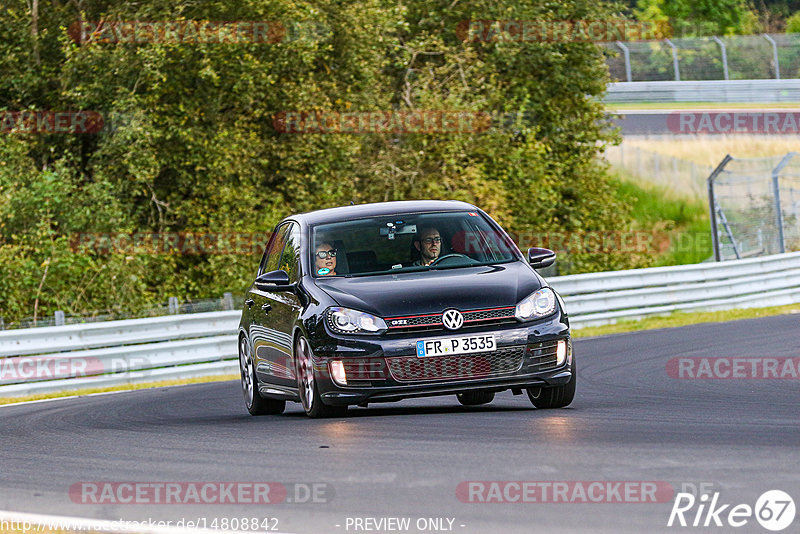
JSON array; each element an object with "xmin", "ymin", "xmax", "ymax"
[
  {"xmin": 0, "ymin": 0, "xmax": 644, "ymax": 324},
  {"xmin": 635, "ymin": 0, "xmax": 759, "ymax": 36}
]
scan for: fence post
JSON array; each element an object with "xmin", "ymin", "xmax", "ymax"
[
  {"xmin": 223, "ymin": 292, "xmax": 234, "ymax": 311},
  {"xmin": 616, "ymin": 41, "xmax": 632, "ymax": 82},
  {"xmin": 654, "ymin": 152, "xmax": 660, "ymax": 179},
  {"xmin": 708, "ymin": 154, "xmax": 733, "ymax": 261},
  {"xmin": 712, "ymin": 36, "xmax": 729, "ymax": 80},
  {"xmin": 168, "ymin": 296, "xmax": 179, "ymax": 315},
  {"xmin": 636, "ymin": 147, "xmax": 642, "ymax": 176},
  {"xmin": 0, "ymin": 317, "xmax": 4, "ymax": 331},
  {"xmin": 771, "ymin": 152, "xmax": 797, "ymax": 254},
  {"xmin": 54, "ymin": 310, "xmax": 65, "ymax": 326},
  {"xmin": 665, "ymin": 38, "xmax": 680, "ymax": 81},
  {"xmin": 763, "ymin": 34, "xmax": 780, "ymax": 80}
]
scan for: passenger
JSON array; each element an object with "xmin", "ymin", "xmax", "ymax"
[
  {"xmin": 413, "ymin": 227, "xmax": 442, "ymax": 266},
  {"xmin": 314, "ymin": 242, "xmax": 338, "ymax": 276}
]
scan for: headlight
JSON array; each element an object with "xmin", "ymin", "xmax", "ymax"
[
  {"xmin": 326, "ymin": 307, "xmax": 387, "ymax": 335},
  {"xmin": 515, "ymin": 287, "xmax": 557, "ymax": 321}
]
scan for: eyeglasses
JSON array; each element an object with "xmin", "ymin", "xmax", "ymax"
[
  {"xmin": 316, "ymin": 249, "xmax": 337, "ymax": 259},
  {"xmin": 421, "ymin": 237, "xmax": 441, "ymax": 245}
]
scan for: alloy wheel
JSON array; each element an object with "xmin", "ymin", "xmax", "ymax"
[
  {"xmin": 239, "ymin": 336, "xmax": 254, "ymax": 407},
  {"xmin": 296, "ymin": 337, "xmax": 314, "ymax": 411}
]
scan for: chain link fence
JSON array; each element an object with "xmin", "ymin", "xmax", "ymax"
[
  {"xmin": 604, "ymin": 145, "xmax": 712, "ymax": 200},
  {"xmin": 708, "ymin": 153, "xmax": 800, "ymax": 260},
  {"xmin": 604, "ymin": 33, "xmax": 800, "ymax": 81}
]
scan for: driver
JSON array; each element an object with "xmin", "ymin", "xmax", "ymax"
[
  {"xmin": 413, "ymin": 227, "xmax": 441, "ymax": 266},
  {"xmin": 314, "ymin": 242, "xmax": 338, "ymax": 276}
]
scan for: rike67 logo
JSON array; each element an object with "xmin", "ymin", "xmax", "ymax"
[{"xmin": 668, "ymin": 490, "xmax": 795, "ymax": 531}]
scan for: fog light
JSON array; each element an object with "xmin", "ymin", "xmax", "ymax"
[
  {"xmin": 556, "ymin": 339, "xmax": 567, "ymax": 366},
  {"xmin": 330, "ymin": 360, "xmax": 347, "ymax": 386}
]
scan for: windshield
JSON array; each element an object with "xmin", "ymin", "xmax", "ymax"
[{"xmin": 310, "ymin": 211, "xmax": 519, "ymax": 277}]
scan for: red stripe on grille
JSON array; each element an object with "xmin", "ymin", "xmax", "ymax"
[
  {"xmin": 465, "ymin": 306, "xmax": 515, "ymax": 313},
  {"xmin": 386, "ymin": 313, "xmax": 442, "ymax": 321}
]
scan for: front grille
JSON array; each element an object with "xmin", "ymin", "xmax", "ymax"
[
  {"xmin": 386, "ymin": 346, "xmax": 525, "ymax": 382},
  {"xmin": 463, "ymin": 307, "xmax": 515, "ymax": 322},
  {"xmin": 527, "ymin": 340, "xmax": 559, "ymax": 372},
  {"xmin": 387, "ymin": 314, "xmax": 442, "ymax": 328},
  {"xmin": 386, "ymin": 306, "xmax": 516, "ymax": 332}
]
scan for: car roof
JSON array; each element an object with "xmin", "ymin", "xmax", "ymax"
[{"xmin": 287, "ymin": 200, "xmax": 479, "ymax": 226}]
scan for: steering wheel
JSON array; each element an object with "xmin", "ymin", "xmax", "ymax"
[{"xmin": 430, "ymin": 253, "xmax": 469, "ymax": 266}]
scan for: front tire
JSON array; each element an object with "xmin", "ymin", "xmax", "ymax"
[
  {"xmin": 240, "ymin": 335, "xmax": 285, "ymax": 416},
  {"xmin": 456, "ymin": 391, "xmax": 495, "ymax": 406},
  {"xmin": 526, "ymin": 361, "xmax": 576, "ymax": 409},
  {"xmin": 295, "ymin": 335, "xmax": 347, "ymax": 418}
]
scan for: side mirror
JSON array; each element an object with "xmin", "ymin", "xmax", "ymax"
[
  {"xmin": 254, "ymin": 269, "xmax": 293, "ymax": 291},
  {"xmin": 527, "ymin": 247, "xmax": 556, "ymax": 269}
]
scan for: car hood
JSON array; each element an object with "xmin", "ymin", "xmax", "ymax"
[{"xmin": 313, "ymin": 261, "xmax": 543, "ymax": 317}]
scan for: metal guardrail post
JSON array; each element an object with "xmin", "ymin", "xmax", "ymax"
[
  {"xmin": 54, "ymin": 311, "xmax": 65, "ymax": 327},
  {"xmin": 616, "ymin": 41, "xmax": 632, "ymax": 82},
  {"xmin": 763, "ymin": 34, "xmax": 780, "ymax": 80},
  {"xmin": 708, "ymin": 154, "xmax": 733, "ymax": 261},
  {"xmin": 223, "ymin": 292, "xmax": 234, "ymax": 311},
  {"xmin": 771, "ymin": 152, "xmax": 797, "ymax": 254},
  {"xmin": 168, "ymin": 297, "xmax": 179, "ymax": 315},
  {"xmin": 665, "ymin": 38, "xmax": 680, "ymax": 81},
  {"xmin": 712, "ymin": 36, "xmax": 729, "ymax": 80}
]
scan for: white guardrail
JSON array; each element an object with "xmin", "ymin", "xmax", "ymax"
[
  {"xmin": 605, "ymin": 79, "xmax": 800, "ymax": 103},
  {"xmin": 2, "ymin": 251, "xmax": 800, "ymax": 398}
]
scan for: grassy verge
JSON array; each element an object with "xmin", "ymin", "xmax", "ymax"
[
  {"xmin": 609, "ymin": 172, "xmax": 712, "ymax": 265},
  {"xmin": 619, "ymin": 136, "xmax": 800, "ymax": 165},
  {"xmin": 0, "ymin": 373, "xmax": 238, "ymax": 406},
  {"xmin": 572, "ymin": 303, "xmax": 800, "ymax": 338}
]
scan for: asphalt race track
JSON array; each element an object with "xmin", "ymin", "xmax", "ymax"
[
  {"xmin": 609, "ymin": 110, "xmax": 800, "ymax": 136},
  {"xmin": 1, "ymin": 314, "xmax": 799, "ymax": 534}
]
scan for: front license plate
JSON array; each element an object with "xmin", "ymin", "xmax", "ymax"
[{"xmin": 416, "ymin": 335, "xmax": 496, "ymax": 357}]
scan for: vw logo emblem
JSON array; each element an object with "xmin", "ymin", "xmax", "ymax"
[{"xmin": 442, "ymin": 309, "xmax": 464, "ymax": 331}]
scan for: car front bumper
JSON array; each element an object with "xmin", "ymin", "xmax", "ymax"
[{"xmin": 310, "ymin": 310, "xmax": 572, "ymax": 405}]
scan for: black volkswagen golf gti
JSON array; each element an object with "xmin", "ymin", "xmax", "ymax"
[{"xmin": 238, "ymin": 200, "xmax": 574, "ymax": 417}]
